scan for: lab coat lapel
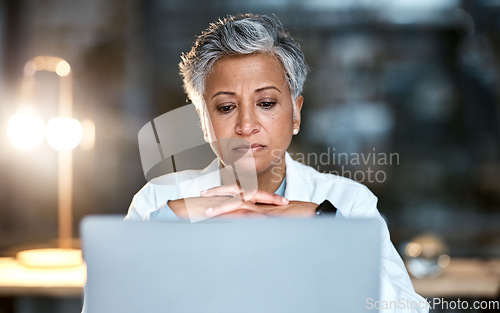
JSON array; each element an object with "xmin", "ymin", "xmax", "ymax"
[
  {"xmin": 176, "ymin": 158, "xmax": 221, "ymax": 198},
  {"xmin": 284, "ymin": 152, "xmax": 312, "ymax": 202}
]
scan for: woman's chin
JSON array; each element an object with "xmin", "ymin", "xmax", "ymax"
[
  {"xmin": 219, "ymin": 148, "xmax": 285, "ymax": 178},
  {"xmin": 224, "ymin": 156, "xmax": 258, "ymax": 175}
]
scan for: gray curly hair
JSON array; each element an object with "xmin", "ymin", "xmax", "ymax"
[{"xmin": 179, "ymin": 13, "xmax": 308, "ymax": 123}]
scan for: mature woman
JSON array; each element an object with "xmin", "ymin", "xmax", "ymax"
[{"xmin": 124, "ymin": 14, "xmax": 427, "ymax": 313}]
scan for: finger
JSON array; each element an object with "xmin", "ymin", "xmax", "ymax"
[
  {"xmin": 204, "ymin": 197, "xmax": 245, "ymax": 217},
  {"xmin": 201, "ymin": 185, "xmax": 288, "ymax": 206},
  {"xmin": 200, "ymin": 185, "xmax": 242, "ymax": 197},
  {"xmin": 205, "ymin": 199, "xmax": 262, "ymax": 217},
  {"xmin": 242, "ymin": 189, "xmax": 288, "ymax": 206},
  {"xmin": 217, "ymin": 209, "xmax": 265, "ymax": 218}
]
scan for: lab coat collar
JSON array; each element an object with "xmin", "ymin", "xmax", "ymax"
[{"xmin": 173, "ymin": 158, "xmax": 221, "ymax": 198}]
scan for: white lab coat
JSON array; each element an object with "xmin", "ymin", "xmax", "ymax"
[{"xmin": 124, "ymin": 152, "xmax": 429, "ymax": 313}]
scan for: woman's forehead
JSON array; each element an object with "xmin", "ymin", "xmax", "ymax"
[{"xmin": 205, "ymin": 54, "xmax": 288, "ymax": 96}]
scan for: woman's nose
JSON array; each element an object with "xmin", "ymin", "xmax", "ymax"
[{"xmin": 235, "ymin": 106, "xmax": 260, "ymax": 136}]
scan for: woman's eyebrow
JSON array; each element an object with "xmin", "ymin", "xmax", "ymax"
[
  {"xmin": 255, "ymin": 86, "xmax": 282, "ymax": 94},
  {"xmin": 211, "ymin": 91, "xmax": 235, "ymax": 99},
  {"xmin": 211, "ymin": 86, "xmax": 281, "ymax": 99}
]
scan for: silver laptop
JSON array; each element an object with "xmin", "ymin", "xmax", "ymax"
[{"xmin": 81, "ymin": 216, "xmax": 381, "ymax": 313}]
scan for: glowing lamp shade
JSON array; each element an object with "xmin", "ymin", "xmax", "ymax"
[
  {"xmin": 46, "ymin": 117, "xmax": 83, "ymax": 151},
  {"xmin": 7, "ymin": 113, "xmax": 45, "ymax": 150},
  {"xmin": 17, "ymin": 248, "xmax": 83, "ymax": 268}
]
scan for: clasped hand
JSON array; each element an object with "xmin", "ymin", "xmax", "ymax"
[{"xmin": 168, "ymin": 185, "xmax": 317, "ymax": 219}]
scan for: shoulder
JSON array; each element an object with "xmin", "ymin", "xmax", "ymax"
[
  {"xmin": 128, "ymin": 167, "xmax": 214, "ymax": 220},
  {"xmin": 286, "ymin": 156, "xmax": 378, "ymax": 218}
]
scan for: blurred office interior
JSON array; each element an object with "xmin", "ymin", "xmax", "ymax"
[{"xmin": 0, "ymin": 0, "xmax": 499, "ymax": 312}]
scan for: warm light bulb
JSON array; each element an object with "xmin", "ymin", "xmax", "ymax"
[
  {"xmin": 7, "ymin": 113, "xmax": 45, "ymax": 150},
  {"xmin": 55, "ymin": 60, "xmax": 71, "ymax": 76},
  {"xmin": 46, "ymin": 117, "xmax": 83, "ymax": 151}
]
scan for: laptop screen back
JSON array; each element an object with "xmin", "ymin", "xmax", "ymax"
[{"xmin": 81, "ymin": 216, "xmax": 381, "ymax": 313}]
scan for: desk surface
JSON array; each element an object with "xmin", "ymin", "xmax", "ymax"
[
  {"xmin": 410, "ymin": 258, "xmax": 500, "ymax": 299},
  {"xmin": 0, "ymin": 257, "xmax": 498, "ymax": 299}
]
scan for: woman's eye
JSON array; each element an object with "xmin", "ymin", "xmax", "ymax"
[
  {"xmin": 217, "ymin": 104, "xmax": 235, "ymax": 113},
  {"xmin": 258, "ymin": 101, "xmax": 276, "ymax": 109}
]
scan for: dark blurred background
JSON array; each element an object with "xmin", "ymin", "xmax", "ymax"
[{"xmin": 0, "ymin": 0, "xmax": 499, "ymax": 294}]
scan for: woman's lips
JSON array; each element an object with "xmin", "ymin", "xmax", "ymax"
[{"xmin": 233, "ymin": 143, "xmax": 266, "ymax": 153}]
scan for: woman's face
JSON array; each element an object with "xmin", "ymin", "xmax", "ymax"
[{"xmin": 203, "ymin": 53, "xmax": 303, "ymax": 175}]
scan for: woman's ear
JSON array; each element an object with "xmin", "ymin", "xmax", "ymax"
[{"xmin": 293, "ymin": 95, "xmax": 304, "ymax": 132}]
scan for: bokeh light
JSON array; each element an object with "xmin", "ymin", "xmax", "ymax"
[
  {"xmin": 7, "ymin": 113, "xmax": 45, "ymax": 150},
  {"xmin": 46, "ymin": 117, "xmax": 83, "ymax": 151},
  {"xmin": 55, "ymin": 60, "xmax": 71, "ymax": 77}
]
